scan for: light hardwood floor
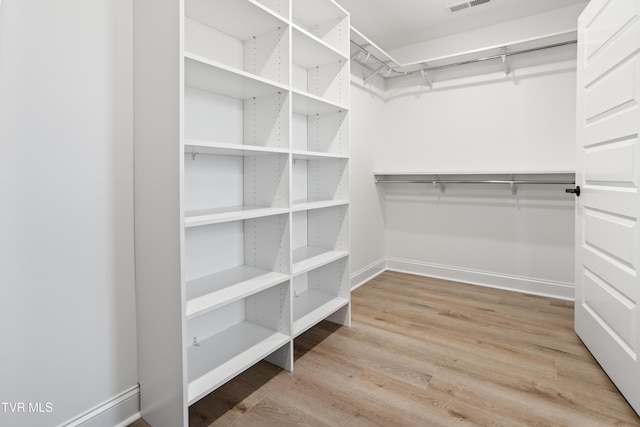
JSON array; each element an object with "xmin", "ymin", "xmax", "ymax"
[{"xmin": 131, "ymin": 271, "xmax": 640, "ymax": 426}]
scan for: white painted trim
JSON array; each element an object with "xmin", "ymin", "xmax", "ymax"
[
  {"xmin": 386, "ymin": 258, "xmax": 575, "ymax": 301},
  {"xmin": 351, "ymin": 258, "xmax": 387, "ymax": 290},
  {"xmin": 59, "ymin": 385, "xmax": 140, "ymax": 427},
  {"xmin": 115, "ymin": 413, "xmax": 142, "ymax": 427}
]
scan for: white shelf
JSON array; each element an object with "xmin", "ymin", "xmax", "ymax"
[
  {"xmin": 292, "ymin": 89, "xmax": 348, "ymax": 114},
  {"xmin": 186, "ymin": 266, "xmax": 289, "ymax": 319},
  {"xmin": 292, "ymin": 0, "xmax": 346, "ymax": 30},
  {"xmin": 185, "ymin": 0, "xmax": 287, "ymax": 41},
  {"xmin": 350, "ymin": 26, "xmax": 399, "ymax": 69},
  {"xmin": 292, "ymin": 150, "xmax": 348, "ymax": 160},
  {"xmin": 292, "ymin": 290, "xmax": 349, "ymax": 337},
  {"xmin": 292, "ymin": 26, "xmax": 347, "ymax": 68},
  {"xmin": 351, "ymin": 26, "xmax": 578, "ymax": 79},
  {"xmin": 185, "ymin": 53, "xmax": 288, "ymax": 100},
  {"xmin": 185, "ymin": 206, "xmax": 289, "ymax": 227},
  {"xmin": 292, "ymin": 247, "xmax": 349, "ymax": 275},
  {"xmin": 291, "ymin": 199, "xmax": 348, "ymax": 212},
  {"xmin": 187, "ymin": 321, "xmax": 289, "ymax": 404},
  {"xmin": 185, "ymin": 140, "xmax": 289, "ymax": 156}
]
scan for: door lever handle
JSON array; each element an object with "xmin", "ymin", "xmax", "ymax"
[{"xmin": 565, "ymin": 186, "xmax": 581, "ymax": 197}]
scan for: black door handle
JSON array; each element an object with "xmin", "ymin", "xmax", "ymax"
[{"xmin": 565, "ymin": 185, "xmax": 580, "ymax": 197}]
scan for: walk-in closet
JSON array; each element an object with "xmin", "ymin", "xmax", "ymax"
[{"xmin": 1, "ymin": 0, "xmax": 639, "ymax": 426}]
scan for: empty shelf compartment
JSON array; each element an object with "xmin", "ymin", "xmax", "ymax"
[
  {"xmin": 292, "ymin": 257, "xmax": 349, "ymax": 337},
  {"xmin": 187, "ymin": 280, "xmax": 290, "ymax": 404}
]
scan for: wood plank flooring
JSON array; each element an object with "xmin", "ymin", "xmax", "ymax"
[{"xmin": 130, "ymin": 271, "xmax": 640, "ymax": 426}]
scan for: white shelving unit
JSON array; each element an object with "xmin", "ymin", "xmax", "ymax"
[{"xmin": 134, "ymin": 0, "xmax": 350, "ymax": 425}]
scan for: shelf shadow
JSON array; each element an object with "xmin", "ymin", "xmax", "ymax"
[{"xmin": 294, "ymin": 320, "xmax": 343, "ymax": 361}]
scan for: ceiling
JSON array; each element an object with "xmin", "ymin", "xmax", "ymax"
[{"xmin": 333, "ymin": 0, "xmax": 588, "ymax": 51}]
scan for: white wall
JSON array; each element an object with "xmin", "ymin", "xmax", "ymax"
[
  {"xmin": 349, "ymin": 66, "xmax": 388, "ymax": 288},
  {"xmin": 381, "ymin": 62, "xmax": 577, "ymax": 173},
  {"xmin": 374, "ymin": 60, "xmax": 577, "ymax": 298},
  {"xmin": 388, "ymin": 3, "xmax": 587, "ymax": 65},
  {"xmin": 0, "ymin": 1, "xmax": 138, "ymax": 426}
]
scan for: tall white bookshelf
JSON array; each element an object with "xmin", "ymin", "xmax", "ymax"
[{"xmin": 134, "ymin": 0, "xmax": 350, "ymax": 425}]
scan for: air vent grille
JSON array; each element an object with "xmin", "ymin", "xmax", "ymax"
[
  {"xmin": 449, "ymin": 3, "xmax": 469, "ymax": 12},
  {"xmin": 448, "ymin": 0, "xmax": 490, "ymax": 13}
]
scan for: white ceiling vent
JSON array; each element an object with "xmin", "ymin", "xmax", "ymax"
[{"xmin": 447, "ymin": 0, "xmax": 491, "ymax": 13}]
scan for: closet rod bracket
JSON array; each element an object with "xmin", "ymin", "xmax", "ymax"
[
  {"xmin": 421, "ymin": 69, "xmax": 433, "ymax": 89},
  {"xmin": 510, "ymin": 181, "xmax": 517, "ymax": 195},
  {"xmin": 502, "ymin": 54, "xmax": 510, "ymax": 76},
  {"xmin": 364, "ymin": 64, "xmax": 384, "ymax": 83}
]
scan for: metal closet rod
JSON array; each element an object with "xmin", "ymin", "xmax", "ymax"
[
  {"xmin": 351, "ymin": 39, "xmax": 577, "ymax": 76},
  {"xmin": 376, "ymin": 179, "xmax": 575, "ymax": 184}
]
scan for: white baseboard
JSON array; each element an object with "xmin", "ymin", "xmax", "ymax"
[
  {"xmin": 115, "ymin": 412, "xmax": 142, "ymax": 427},
  {"xmin": 382, "ymin": 258, "xmax": 575, "ymax": 300},
  {"xmin": 60, "ymin": 385, "xmax": 140, "ymax": 427},
  {"xmin": 351, "ymin": 258, "xmax": 387, "ymax": 290}
]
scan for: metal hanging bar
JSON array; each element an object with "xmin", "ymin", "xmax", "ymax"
[
  {"xmin": 416, "ymin": 40, "xmax": 576, "ymax": 74},
  {"xmin": 351, "ymin": 39, "xmax": 577, "ymax": 78},
  {"xmin": 351, "ymin": 40, "xmax": 398, "ymax": 70},
  {"xmin": 375, "ymin": 179, "xmax": 576, "ymax": 184},
  {"xmin": 374, "ymin": 177, "xmax": 576, "ymax": 195}
]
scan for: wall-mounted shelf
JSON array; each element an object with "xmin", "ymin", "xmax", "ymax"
[
  {"xmin": 374, "ymin": 172, "xmax": 575, "ymax": 195},
  {"xmin": 350, "ymin": 25, "xmax": 577, "ymax": 83}
]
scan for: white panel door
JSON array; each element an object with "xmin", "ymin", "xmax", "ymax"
[{"xmin": 576, "ymin": 0, "xmax": 640, "ymax": 415}]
